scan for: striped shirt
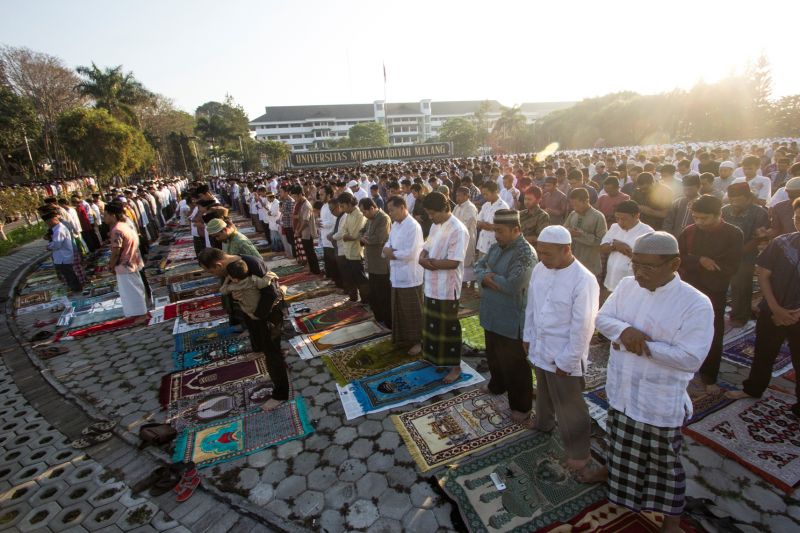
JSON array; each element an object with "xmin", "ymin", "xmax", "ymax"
[{"xmin": 423, "ymin": 215, "xmax": 469, "ymax": 301}]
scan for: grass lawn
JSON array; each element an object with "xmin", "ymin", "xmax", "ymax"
[{"xmin": 0, "ymin": 222, "xmax": 45, "ymax": 257}]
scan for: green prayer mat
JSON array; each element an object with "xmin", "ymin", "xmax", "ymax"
[
  {"xmin": 438, "ymin": 432, "xmax": 606, "ymax": 532},
  {"xmin": 461, "ymin": 315, "xmax": 485, "ymax": 351},
  {"xmin": 321, "ymin": 338, "xmax": 420, "ymax": 385}
]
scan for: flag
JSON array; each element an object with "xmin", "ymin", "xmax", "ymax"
[{"xmin": 383, "ymin": 62, "xmax": 387, "ymax": 84}]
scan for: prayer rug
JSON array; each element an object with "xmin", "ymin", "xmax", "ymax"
[
  {"xmin": 278, "ymin": 272, "xmax": 320, "ymax": 286},
  {"xmin": 15, "ymin": 296, "xmax": 68, "ymax": 316},
  {"xmin": 293, "ymin": 303, "xmax": 373, "ymax": 334},
  {"xmin": 61, "ymin": 315, "xmax": 148, "ymax": 340},
  {"xmin": 282, "ymin": 279, "xmax": 335, "ymax": 301},
  {"xmin": 172, "ymin": 397, "xmax": 313, "ymax": 468},
  {"xmin": 67, "ymin": 307, "xmax": 125, "ymax": 328},
  {"xmin": 171, "ymin": 337, "xmax": 252, "ymax": 371},
  {"xmin": 165, "ymin": 269, "xmax": 207, "ymax": 286},
  {"xmin": 287, "ymin": 293, "xmax": 350, "ymax": 318},
  {"xmin": 271, "ymin": 264, "xmax": 306, "ymax": 277},
  {"xmin": 539, "ymin": 500, "xmax": 699, "ymax": 532},
  {"xmin": 723, "ymin": 333, "xmax": 792, "ymax": 377},
  {"xmin": 337, "ymin": 360, "xmax": 485, "ymax": 420},
  {"xmin": 460, "ymin": 315, "xmax": 485, "ymax": 351},
  {"xmin": 285, "ymin": 286, "xmax": 339, "ymax": 303},
  {"xmin": 393, "ymin": 388, "xmax": 527, "ymax": 472},
  {"xmin": 322, "ymin": 338, "xmax": 420, "ymax": 385},
  {"xmin": 15, "ymin": 291, "xmax": 51, "ymax": 308},
  {"xmin": 457, "ymin": 286, "xmax": 481, "ymax": 318},
  {"xmin": 166, "ymin": 372, "xmax": 278, "ymax": 431},
  {"xmin": 170, "ymin": 277, "xmax": 219, "ymax": 302},
  {"xmin": 438, "ymin": 432, "xmax": 607, "ymax": 533},
  {"xmin": 289, "ymin": 319, "xmax": 391, "ymax": 359},
  {"xmin": 181, "ymin": 306, "xmax": 228, "ymax": 325},
  {"xmin": 174, "ymin": 324, "xmax": 242, "ymax": 352},
  {"xmin": 150, "ymin": 295, "xmax": 223, "ymax": 324},
  {"xmin": 159, "ymin": 353, "xmax": 268, "ymax": 407},
  {"xmin": 684, "ymin": 388, "xmax": 800, "ymax": 492},
  {"xmin": 173, "ymin": 316, "xmax": 229, "ymax": 335},
  {"xmin": 786, "ymin": 370, "xmax": 796, "ymax": 383},
  {"xmin": 584, "ymin": 343, "xmax": 610, "ymax": 391}
]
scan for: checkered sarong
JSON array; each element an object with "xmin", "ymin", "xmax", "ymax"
[
  {"xmin": 421, "ymin": 296, "xmax": 462, "ymax": 367},
  {"xmin": 607, "ymin": 408, "xmax": 686, "ymax": 516}
]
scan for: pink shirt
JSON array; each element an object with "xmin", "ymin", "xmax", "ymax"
[{"xmin": 110, "ymin": 221, "xmax": 144, "ymax": 274}]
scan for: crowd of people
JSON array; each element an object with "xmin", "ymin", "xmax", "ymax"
[{"xmin": 40, "ymin": 138, "xmax": 800, "ymax": 531}]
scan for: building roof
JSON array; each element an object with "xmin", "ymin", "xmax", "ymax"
[
  {"xmin": 431, "ymin": 100, "xmax": 503, "ymax": 116},
  {"xmin": 519, "ymin": 101, "xmax": 574, "ymax": 116},
  {"xmin": 250, "ymin": 103, "xmax": 375, "ymax": 123}
]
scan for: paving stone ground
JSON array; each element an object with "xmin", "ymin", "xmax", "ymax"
[{"xmin": 2, "ymin": 239, "xmax": 800, "ymax": 532}]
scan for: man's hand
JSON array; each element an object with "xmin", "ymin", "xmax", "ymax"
[
  {"xmin": 555, "ymin": 367, "xmax": 569, "ymax": 377},
  {"xmin": 383, "ymin": 248, "xmax": 396, "ymax": 260},
  {"xmin": 613, "ymin": 240, "xmax": 632, "ymax": 256},
  {"xmin": 522, "ymin": 341, "xmax": 529, "ymax": 352},
  {"xmin": 619, "ymin": 327, "xmax": 652, "ymax": 356},
  {"xmin": 699, "ymin": 256, "xmax": 721, "ymax": 271},
  {"xmin": 481, "ymin": 272, "xmax": 499, "ymax": 290},
  {"xmin": 569, "ymin": 227, "xmax": 582, "ymax": 238},
  {"xmin": 419, "ymin": 257, "xmax": 435, "ymax": 270},
  {"xmin": 771, "ymin": 306, "xmax": 800, "ymax": 326}
]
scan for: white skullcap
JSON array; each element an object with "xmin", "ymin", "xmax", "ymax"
[
  {"xmin": 785, "ymin": 177, "xmax": 800, "ymax": 192},
  {"xmin": 719, "ymin": 161, "xmax": 735, "ymax": 170},
  {"xmin": 633, "ymin": 231, "xmax": 678, "ymax": 255},
  {"xmin": 347, "ymin": 180, "xmax": 359, "ymax": 188},
  {"xmin": 538, "ymin": 225, "xmax": 572, "ymax": 245}
]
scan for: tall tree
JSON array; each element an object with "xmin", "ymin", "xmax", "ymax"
[
  {"xmin": 348, "ymin": 121, "xmax": 388, "ymax": 147},
  {"xmin": 75, "ymin": 63, "xmax": 154, "ymax": 125},
  {"xmin": 0, "ymin": 85, "xmax": 41, "ymax": 178},
  {"xmin": 254, "ymin": 140, "xmax": 291, "ymax": 170},
  {"xmin": 473, "ymin": 99, "xmax": 493, "ymax": 147},
  {"xmin": 438, "ymin": 117, "xmax": 478, "ymax": 156},
  {"xmin": 58, "ymin": 107, "xmax": 154, "ymax": 185},
  {"xmin": 491, "ymin": 106, "xmax": 527, "ymax": 153}
]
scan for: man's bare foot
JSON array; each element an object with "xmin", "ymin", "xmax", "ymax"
[
  {"xmin": 261, "ymin": 398, "xmax": 283, "ymax": 411},
  {"xmin": 479, "ymin": 385, "xmax": 501, "ymax": 395},
  {"xmin": 565, "ymin": 457, "xmax": 590, "ymax": 472},
  {"xmin": 408, "ymin": 344, "xmax": 422, "ymax": 356},
  {"xmin": 725, "ymin": 390, "xmax": 754, "ymax": 400},
  {"xmin": 509, "ymin": 411, "xmax": 537, "ymax": 429},
  {"xmin": 660, "ymin": 514, "xmax": 682, "ymax": 532},
  {"xmin": 704, "ymin": 383, "xmax": 721, "ymax": 394},
  {"xmin": 442, "ymin": 366, "xmax": 461, "ymax": 384},
  {"xmin": 575, "ymin": 464, "xmax": 608, "ymax": 484}
]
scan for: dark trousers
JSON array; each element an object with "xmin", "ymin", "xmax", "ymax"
[
  {"xmin": 323, "ymin": 247, "xmax": 341, "ymax": 287},
  {"xmin": 743, "ymin": 311, "xmax": 800, "ymax": 415},
  {"xmin": 285, "ymin": 228, "xmax": 296, "ymax": 257},
  {"xmin": 55, "ymin": 263, "xmax": 82, "ymax": 292},
  {"xmin": 244, "ymin": 315, "xmax": 289, "ymax": 401},
  {"xmin": 730, "ymin": 260, "xmax": 756, "ymax": 322},
  {"xmin": 81, "ymin": 230, "xmax": 99, "ymax": 252},
  {"xmin": 344, "ymin": 259, "xmax": 369, "ymax": 301},
  {"xmin": 302, "ymin": 239, "xmax": 321, "ymax": 274},
  {"xmin": 193, "ymin": 236, "xmax": 205, "ymax": 256},
  {"xmin": 699, "ymin": 290, "xmax": 727, "ymax": 385},
  {"xmin": 368, "ymin": 272, "xmax": 392, "ymax": 328},
  {"xmin": 336, "ymin": 255, "xmax": 349, "ymax": 292},
  {"xmin": 485, "ymin": 330, "xmax": 533, "ymax": 413}
]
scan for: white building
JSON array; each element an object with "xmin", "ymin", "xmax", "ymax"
[{"xmin": 248, "ymin": 100, "xmax": 573, "ymax": 152}]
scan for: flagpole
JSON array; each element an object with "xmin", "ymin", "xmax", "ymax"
[{"xmin": 383, "ymin": 62, "xmax": 388, "ymax": 130}]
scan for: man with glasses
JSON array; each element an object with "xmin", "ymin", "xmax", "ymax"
[
  {"xmin": 677, "ymin": 195, "xmax": 743, "ymax": 392},
  {"xmin": 581, "ymin": 232, "xmax": 713, "ymax": 533}
]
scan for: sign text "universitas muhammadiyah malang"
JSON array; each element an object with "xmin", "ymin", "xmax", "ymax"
[{"xmin": 289, "ymin": 142, "xmax": 452, "ymax": 167}]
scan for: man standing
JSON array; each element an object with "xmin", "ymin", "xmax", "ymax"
[
  {"xmin": 600, "ymin": 201, "xmax": 654, "ymax": 293},
  {"xmin": 524, "ymin": 225, "xmax": 599, "ymax": 472},
  {"xmin": 206, "ymin": 218, "xmax": 261, "ymax": 258},
  {"xmin": 476, "ymin": 181, "xmax": 508, "ymax": 259},
  {"xmin": 583, "ymin": 232, "xmax": 713, "ymax": 533},
  {"xmin": 419, "ymin": 192, "xmax": 469, "ymax": 384},
  {"xmin": 541, "ymin": 177, "xmax": 569, "ymax": 225},
  {"xmin": 359, "ymin": 198, "xmax": 392, "ymax": 327},
  {"xmin": 564, "ymin": 188, "xmax": 607, "ymax": 277},
  {"xmin": 104, "ymin": 203, "xmax": 147, "ymax": 317},
  {"xmin": 474, "ymin": 210, "xmax": 536, "ymax": 424},
  {"xmin": 714, "ymin": 161, "xmax": 737, "ymax": 197},
  {"xmin": 319, "ymin": 186, "xmax": 339, "ymax": 282},
  {"xmin": 732, "ymin": 155, "xmax": 771, "ymax": 206},
  {"xmin": 722, "ymin": 183, "xmax": 769, "ymax": 328},
  {"xmin": 727, "ymin": 198, "xmax": 800, "ymax": 415},
  {"xmin": 662, "ymin": 174, "xmax": 700, "ymax": 237},
  {"xmin": 596, "ymin": 177, "xmax": 630, "ymax": 226},
  {"xmin": 770, "ymin": 177, "xmax": 800, "ymax": 237},
  {"xmin": 678, "ymin": 195, "xmax": 743, "ymax": 391},
  {"xmin": 631, "ymin": 172, "xmax": 672, "ymax": 230},
  {"xmin": 291, "ymin": 185, "xmax": 321, "ymax": 274},
  {"xmin": 334, "ymin": 193, "xmax": 368, "ymax": 302},
  {"xmin": 383, "ymin": 196, "xmax": 425, "ymax": 353},
  {"xmin": 500, "ymin": 174, "xmax": 520, "ymax": 209},
  {"xmin": 279, "ymin": 185, "xmax": 296, "ymax": 257},
  {"xmin": 453, "ymin": 187, "xmax": 479, "ymax": 287},
  {"xmin": 43, "ymin": 210, "xmax": 82, "ymax": 293},
  {"xmin": 519, "ymin": 185, "xmax": 550, "ymax": 245}
]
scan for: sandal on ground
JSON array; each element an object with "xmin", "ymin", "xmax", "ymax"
[
  {"xmin": 81, "ymin": 420, "xmax": 116, "ymax": 436},
  {"xmin": 175, "ymin": 475, "xmax": 200, "ymax": 502},
  {"xmin": 30, "ymin": 330, "xmax": 53, "ymax": 342},
  {"xmin": 71, "ymin": 431, "xmax": 113, "ymax": 449},
  {"xmin": 37, "ymin": 346, "xmax": 69, "ymax": 359}
]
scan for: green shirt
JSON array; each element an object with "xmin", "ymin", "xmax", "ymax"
[
  {"xmin": 520, "ymin": 207, "xmax": 550, "ymax": 241},
  {"xmin": 563, "ymin": 206, "xmax": 607, "ymax": 275},
  {"xmin": 223, "ymin": 231, "xmax": 260, "ymax": 258}
]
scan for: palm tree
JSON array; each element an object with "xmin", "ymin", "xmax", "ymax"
[
  {"xmin": 491, "ymin": 105, "xmax": 527, "ymax": 153},
  {"xmin": 75, "ymin": 63, "xmax": 154, "ymax": 125}
]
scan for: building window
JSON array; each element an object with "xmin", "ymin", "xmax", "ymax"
[
  {"xmin": 291, "ymin": 123, "xmax": 302, "ymax": 127},
  {"xmin": 292, "ymin": 134, "xmax": 302, "ymax": 139},
  {"xmin": 280, "ymin": 135, "xmax": 290, "ymax": 140},
  {"xmin": 376, "ymin": 103, "xmax": 384, "ymax": 111}
]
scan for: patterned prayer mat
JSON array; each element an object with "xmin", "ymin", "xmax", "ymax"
[
  {"xmin": 461, "ymin": 315, "xmax": 485, "ymax": 351},
  {"xmin": 287, "ymin": 294, "xmax": 350, "ymax": 318},
  {"xmin": 181, "ymin": 306, "xmax": 228, "ymax": 325},
  {"xmin": 149, "ymin": 295, "xmax": 223, "ymax": 325},
  {"xmin": 393, "ymin": 388, "xmax": 527, "ymax": 472},
  {"xmin": 723, "ymin": 333, "xmax": 793, "ymax": 377},
  {"xmin": 786, "ymin": 370, "xmax": 796, "ymax": 383},
  {"xmin": 271, "ymin": 264, "xmax": 306, "ymax": 277},
  {"xmin": 322, "ymin": 338, "xmax": 420, "ymax": 385},
  {"xmin": 285, "ymin": 286, "xmax": 340, "ymax": 303},
  {"xmin": 68, "ymin": 307, "xmax": 125, "ymax": 328},
  {"xmin": 159, "ymin": 353, "xmax": 268, "ymax": 407},
  {"xmin": 171, "ymin": 338, "xmax": 252, "ymax": 371},
  {"xmin": 166, "ymin": 371, "xmax": 278, "ymax": 431},
  {"xmin": 62, "ymin": 315, "xmax": 148, "ymax": 340},
  {"xmin": 293, "ymin": 303, "xmax": 373, "ymax": 334},
  {"xmin": 278, "ymin": 272, "xmax": 320, "ymax": 286},
  {"xmin": 15, "ymin": 291, "xmax": 51, "ymax": 308},
  {"xmin": 170, "ymin": 277, "xmax": 219, "ymax": 302},
  {"xmin": 282, "ymin": 279, "xmax": 335, "ymax": 302},
  {"xmin": 174, "ymin": 324, "xmax": 242, "ymax": 352},
  {"xmin": 290, "ymin": 319, "xmax": 391, "ymax": 359},
  {"xmin": 337, "ymin": 360, "xmax": 485, "ymax": 420},
  {"xmin": 539, "ymin": 501, "xmax": 699, "ymax": 532},
  {"xmin": 438, "ymin": 432, "xmax": 607, "ymax": 533},
  {"xmin": 584, "ymin": 343, "xmax": 609, "ymax": 391},
  {"xmin": 684, "ymin": 388, "xmax": 800, "ymax": 492},
  {"xmin": 172, "ymin": 397, "xmax": 313, "ymax": 468},
  {"xmin": 165, "ymin": 269, "xmax": 207, "ymax": 287}
]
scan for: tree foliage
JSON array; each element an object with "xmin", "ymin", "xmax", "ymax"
[
  {"xmin": 75, "ymin": 63, "xmax": 154, "ymax": 126},
  {"xmin": 0, "ymin": 85, "xmax": 41, "ymax": 177},
  {"xmin": 194, "ymin": 96, "xmax": 250, "ymax": 148},
  {"xmin": 347, "ymin": 121, "xmax": 388, "ymax": 147},
  {"xmin": 253, "ymin": 139, "xmax": 292, "ymax": 170},
  {"xmin": 57, "ymin": 107, "xmax": 154, "ymax": 184},
  {"xmin": 438, "ymin": 117, "xmax": 477, "ymax": 156}
]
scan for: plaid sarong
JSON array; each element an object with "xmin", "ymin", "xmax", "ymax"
[
  {"xmin": 607, "ymin": 408, "xmax": 686, "ymax": 516},
  {"xmin": 391, "ymin": 286, "xmax": 423, "ymax": 347},
  {"xmin": 421, "ymin": 296, "xmax": 461, "ymax": 367}
]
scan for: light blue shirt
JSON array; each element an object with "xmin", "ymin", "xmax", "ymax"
[{"xmin": 47, "ymin": 222, "xmax": 74, "ymax": 264}]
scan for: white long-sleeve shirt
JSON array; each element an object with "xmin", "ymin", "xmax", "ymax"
[
  {"xmin": 319, "ymin": 203, "xmax": 337, "ymax": 248},
  {"xmin": 476, "ymin": 198, "xmax": 509, "ymax": 254},
  {"xmin": 595, "ymin": 275, "xmax": 714, "ymax": 428},
  {"xmin": 524, "ymin": 260, "xmax": 599, "ymax": 376},
  {"xmin": 423, "ymin": 215, "xmax": 468, "ymax": 300},
  {"xmin": 384, "ymin": 215, "xmax": 424, "ymax": 288},
  {"xmin": 601, "ymin": 221, "xmax": 653, "ymax": 291}
]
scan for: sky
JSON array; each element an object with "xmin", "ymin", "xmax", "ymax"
[{"xmin": 3, "ymin": 0, "xmax": 799, "ymax": 120}]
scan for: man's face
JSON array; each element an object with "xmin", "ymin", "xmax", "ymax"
[
  {"xmin": 720, "ymin": 167, "xmax": 733, "ymax": 179},
  {"xmin": 778, "ymin": 161, "xmax": 789, "ymax": 173},
  {"xmin": 691, "ymin": 210, "xmax": 720, "ymax": 230},
  {"xmin": 793, "ymin": 209, "xmax": 800, "ymax": 233},
  {"xmin": 103, "ymin": 212, "xmax": 115, "ymax": 226},
  {"xmin": 536, "ymin": 242, "xmax": 567, "ymax": 269},
  {"xmin": 569, "ymin": 198, "xmax": 588, "ymax": 213},
  {"xmin": 388, "ymin": 187, "xmax": 400, "ymax": 198},
  {"xmin": 728, "ymin": 194, "xmax": 751, "ymax": 210},
  {"xmin": 339, "ymin": 202, "xmax": 353, "ymax": 214},
  {"xmin": 631, "ymin": 252, "xmax": 678, "ymax": 291},
  {"xmin": 456, "ymin": 191, "xmax": 468, "ymax": 205},
  {"xmin": 604, "ymin": 183, "xmax": 619, "ymax": 195},
  {"xmin": 360, "ymin": 206, "xmax": 375, "ymax": 219},
  {"xmin": 502, "ymin": 177, "xmax": 513, "ymax": 189},
  {"xmin": 387, "ymin": 203, "xmax": 405, "ymax": 222},
  {"xmin": 426, "ymin": 209, "xmax": 448, "ymax": 225},
  {"xmin": 683, "ymin": 185, "xmax": 699, "ymax": 198},
  {"xmin": 596, "ymin": 165, "xmax": 605, "ymax": 174},
  {"xmin": 743, "ymin": 164, "xmax": 758, "ymax": 179},
  {"xmin": 568, "ymin": 178, "xmax": 582, "ymax": 190},
  {"xmin": 494, "ymin": 224, "xmax": 519, "ymax": 247},
  {"xmin": 524, "ymin": 193, "xmax": 539, "ymax": 208},
  {"xmin": 615, "ymin": 212, "xmax": 638, "ymax": 230},
  {"xmin": 543, "ymin": 183, "xmax": 555, "ymax": 193},
  {"xmin": 202, "ymin": 261, "xmax": 226, "ymax": 278}
]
